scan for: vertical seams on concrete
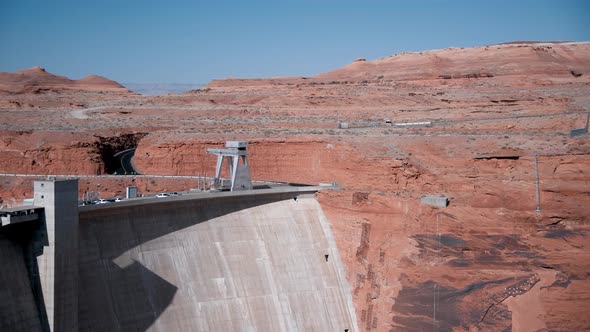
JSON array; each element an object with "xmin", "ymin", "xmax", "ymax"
[
  {"xmin": 251, "ymin": 230, "xmax": 290, "ymax": 331},
  {"xmin": 314, "ymin": 197, "xmax": 360, "ymax": 332},
  {"xmin": 77, "ymin": 191, "xmax": 357, "ymax": 331}
]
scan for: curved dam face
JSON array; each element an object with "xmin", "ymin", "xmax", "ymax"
[
  {"xmin": 77, "ymin": 191, "xmax": 357, "ymax": 331},
  {"xmin": 0, "ymin": 225, "xmax": 44, "ymax": 331}
]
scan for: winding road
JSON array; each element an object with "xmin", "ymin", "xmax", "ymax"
[
  {"xmin": 113, "ymin": 149, "xmax": 140, "ymax": 175},
  {"xmin": 69, "ymin": 106, "xmax": 107, "ymax": 119}
]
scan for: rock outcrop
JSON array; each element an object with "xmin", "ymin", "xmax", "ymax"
[{"xmin": 0, "ymin": 67, "xmax": 130, "ymax": 94}]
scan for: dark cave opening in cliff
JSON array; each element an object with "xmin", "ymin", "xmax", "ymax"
[{"xmin": 94, "ymin": 133, "xmax": 147, "ymax": 175}]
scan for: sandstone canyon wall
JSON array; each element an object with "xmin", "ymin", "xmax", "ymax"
[{"xmin": 1, "ymin": 42, "xmax": 590, "ymax": 331}]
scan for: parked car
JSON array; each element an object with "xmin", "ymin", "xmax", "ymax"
[
  {"xmin": 114, "ymin": 197, "xmax": 123, "ymax": 202},
  {"xmin": 156, "ymin": 193, "xmax": 170, "ymax": 198}
]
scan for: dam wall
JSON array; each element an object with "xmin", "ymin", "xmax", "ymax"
[
  {"xmin": 0, "ymin": 229, "xmax": 44, "ymax": 332},
  {"xmin": 77, "ymin": 189, "xmax": 358, "ymax": 331}
]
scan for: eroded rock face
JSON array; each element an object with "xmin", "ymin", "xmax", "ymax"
[
  {"xmin": 1, "ymin": 42, "xmax": 590, "ymax": 330},
  {"xmin": 318, "ymin": 152, "xmax": 590, "ymax": 331},
  {"xmin": 0, "ymin": 131, "xmax": 100, "ymax": 174}
]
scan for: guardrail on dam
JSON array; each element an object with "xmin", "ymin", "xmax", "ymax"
[{"xmin": 0, "ymin": 179, "xmax": 358, "ymax": 332}]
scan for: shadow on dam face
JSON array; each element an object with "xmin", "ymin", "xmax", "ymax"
[
  {"xmin": 78, "ymin": 192, "xmax": 355, "ymax": 331},
  {"xmin": 79, "ymin": 195, "xmax": 281, "ymax": 330},
  {"xmin": 0, "ymin": 223, "xmax": 47, "ymax": 331}
]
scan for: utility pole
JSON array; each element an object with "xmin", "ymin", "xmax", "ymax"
[{"xmin": 534, "ymin": 154, "xmax": 541, "ymax": 213}]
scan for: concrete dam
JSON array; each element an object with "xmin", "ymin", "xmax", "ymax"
[{"xmin": 0, "ymin": 179, "xmax": 358, "ymax": 331}]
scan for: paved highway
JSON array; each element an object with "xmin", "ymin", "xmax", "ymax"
[{"xmin": 113, "ymin": 148, "xmax": 140, "ymax": 175}]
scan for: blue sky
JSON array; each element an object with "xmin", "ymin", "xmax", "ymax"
[{"xmin": 1, "ymin": 0, "xmax": 588, "ymax": 84}]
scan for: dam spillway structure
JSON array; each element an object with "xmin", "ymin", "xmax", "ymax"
[{"xmin": 0, "ymin": 151, "xmax": 358, "ymax": 331}]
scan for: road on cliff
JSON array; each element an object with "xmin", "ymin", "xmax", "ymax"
[{"xmin": 113, "ymin": 148, "xmax": 140, "ymax": 175}]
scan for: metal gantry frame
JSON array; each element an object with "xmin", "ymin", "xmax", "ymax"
[{"xmin": 207, "ymin": 141, "xmax": 253, "ymax": 191}]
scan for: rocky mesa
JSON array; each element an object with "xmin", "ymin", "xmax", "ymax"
[{"xmin": 0, "ymin": 66, "xmax": 131, "ymax": 94}]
